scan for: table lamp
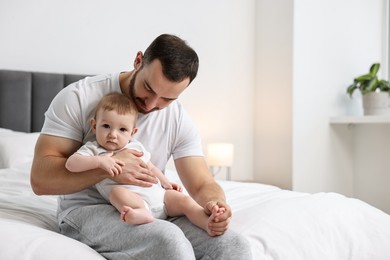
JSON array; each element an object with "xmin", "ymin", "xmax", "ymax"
[{"xmin": 207, "ymin": 143, "xmax": 234, "ymax": 180}]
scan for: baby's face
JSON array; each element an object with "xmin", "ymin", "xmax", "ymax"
[{"xmin": 93, "ymin": 109, "xmax": 137, "ymax": 151}]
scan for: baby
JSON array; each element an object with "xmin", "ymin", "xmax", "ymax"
[{"xmin": 65, "ymin": 92, "xmax": 225, "ymax": 236}]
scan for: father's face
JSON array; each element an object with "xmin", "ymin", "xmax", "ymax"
[{"xmin": 129, "ymin": 59, "xmax": 189, "ymax": 114}]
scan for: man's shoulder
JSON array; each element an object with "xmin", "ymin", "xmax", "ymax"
[{"xmin": 82, "ymin": 73, "xmax": 115, "ymax": 85}]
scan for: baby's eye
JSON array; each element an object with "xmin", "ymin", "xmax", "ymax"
[
  {"xmin": 120, "ymin": 128, "xmax": 127, "ymax": 132},
  {"xmin": 102, "ymin": 124, "xmax": 110, "ymax": 129}
]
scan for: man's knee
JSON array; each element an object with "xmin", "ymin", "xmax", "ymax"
[
  {"xmin": 202, "ymin": 230, "xmax": 252, "ymax": 260},
  {"xmin": 145, "ymin": 220, "xmax": 195, "ymax": 260}
]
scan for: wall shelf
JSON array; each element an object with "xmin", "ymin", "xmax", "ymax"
[{"xmin": 330, "ymin": 115, "xmax": 390, "ymax": 125}]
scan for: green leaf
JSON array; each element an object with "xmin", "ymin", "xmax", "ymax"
[
  {"xmin": 378, "ymin": 80, "xmax": 390, "ymax": 92},
  {"xmin": 366, "ymin": 77, "xmax": 378, "ymax": 92},
  {"xmin": 355, "ymin": 74, "xmax": 373, "ymax": 82},
  {"xmin": 369, "ymin": 63, "xmax": 380, "ymax": 76},
  {"xmin": 347, "ymin": 83, "xmax": 358, "ymax": 97}
]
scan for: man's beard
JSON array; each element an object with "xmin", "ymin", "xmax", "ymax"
[
  {"xmin": 129, "ymin": 69, "xmax": 160, "ymax": 114},
  {"xmin": 128, "ymin": 69, "xmax": 146, "ymax": 114}
]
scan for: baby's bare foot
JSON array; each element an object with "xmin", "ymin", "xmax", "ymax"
[
  {"xmin": 216, "ymin": 207, "xmax": 226, "ymax": 216},
  {"xmin": 121, "ymin": 206, "xmax": 154, "ymax": 225}
]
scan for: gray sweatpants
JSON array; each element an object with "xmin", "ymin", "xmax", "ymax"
[{"xmin": 59, "ymin": 204, "xmax": 252, "ymax": 260}]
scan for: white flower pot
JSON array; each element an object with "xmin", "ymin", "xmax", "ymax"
[{"xmin": 362, "ymin": 92, "xmax": 390, "ymax": 115}]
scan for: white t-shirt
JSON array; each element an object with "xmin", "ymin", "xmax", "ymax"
[{"xmin": 41, "ymin": 73, "xmax": 203, "ymax": 223}]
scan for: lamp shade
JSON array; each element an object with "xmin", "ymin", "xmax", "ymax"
[{"xmin": 207, "ymin": 143, "xmax": 234, "ymax": 167}]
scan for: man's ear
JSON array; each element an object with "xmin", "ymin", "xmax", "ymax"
[
  {"xmin": 91, "ymin": 118, "xmax": 97, "ymax": 134},
  {"xmin": 134, "ymin": 51, "xmax": 143, "ymax": 70}
]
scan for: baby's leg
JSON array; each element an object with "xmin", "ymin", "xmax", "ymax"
[
  {"xmin": 164, "ymin": 190, "xmax": 223, "ymax": 236},
  {"xmin": 110, "ymin": 186, "xmax": 154, "ymax": 225}
]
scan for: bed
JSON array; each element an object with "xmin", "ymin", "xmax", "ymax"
[{"xmin": 1, "ymin": 69, "xmax": 390, "ymax": 260}]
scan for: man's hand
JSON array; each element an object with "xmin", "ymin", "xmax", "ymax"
[
  {"xmin": 111, "ymin": 149, "xmax": 158, "ymax": 187},
  {"xmin": 204, "ymin": 200, "xmax": 231, "ymax": 236}
]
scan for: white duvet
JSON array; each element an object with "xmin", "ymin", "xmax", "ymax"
[{"xmin": 1, "ymin": 163, "xmax": 390, "ymax": 260}]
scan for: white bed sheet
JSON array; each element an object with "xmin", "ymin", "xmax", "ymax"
[
  {"xmin": 220, "ymin": 181, "xmax": 390, "ymax": 259},
  {"xmin": 0, "ymin": 163, "xmax": 104, "ymax": 260},
  {"xmin": 1, "ymin": 163, "xmax": 390, "ymax": 260}
]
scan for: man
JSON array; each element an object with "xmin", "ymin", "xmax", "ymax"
[{"xmin": 31, "ymin": 34, "xmax": 251, "ymax": 259}]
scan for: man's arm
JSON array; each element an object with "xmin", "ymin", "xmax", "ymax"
[
  {"xmin": 31, "ymin": 134, "xmax": 109, "ymax": 195},
  {"xmin": 174, "ymin": 156, "xmax": 231, "ymax": 235},
  {"xmin": 31, "ymin": 134, "xmax": 158, "ymax": 196}
]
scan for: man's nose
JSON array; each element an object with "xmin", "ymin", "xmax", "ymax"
[{"xmin": 145, "ymin": 96, "xmax": 159, "ymax": 111}]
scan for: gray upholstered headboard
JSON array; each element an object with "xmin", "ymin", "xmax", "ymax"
[{"xmin": 0, "ymin": 70, "xmax": 88, "ymax": 133}]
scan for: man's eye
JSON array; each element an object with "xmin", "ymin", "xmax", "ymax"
[
  {"xmin": 162, "ymin": 98, "xmax": 173, "ymax": 103},
  {"xmin": 102, "ymin": 124, "xmax": 110, "ymax": 129},
  {"xmin": 144, "ymin": 85, "xmax": 153, "ymax": 93}
]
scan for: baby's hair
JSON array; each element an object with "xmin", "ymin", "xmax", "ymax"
[{"xmin": 95, "ymin": 93, "xmax": 138, "ymax": 125}]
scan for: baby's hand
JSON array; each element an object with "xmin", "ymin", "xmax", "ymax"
[
  {"xmin": 99, "ymin": 154, "xmax": 124, "ymax": 177},
  {"xmin": 161, "ymin": 181, "xmax": 173, "ymax": 190},
  {"xmin": 171, "ymin": 182, "xmax": 183, "ymax": 192}
]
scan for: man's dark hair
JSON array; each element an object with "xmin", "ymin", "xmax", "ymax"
[{"xmin": 143, "ymin": 34, "xmax": 199, "ymax": 84}]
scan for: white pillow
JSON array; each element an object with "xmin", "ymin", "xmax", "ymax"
[
  {"xmin": 0, "ymin": 128, "xmax": 40, "ymax": 169},
  {"xmin": 0, "ymin": 128, "xmax": 19, "ymax": 135}
]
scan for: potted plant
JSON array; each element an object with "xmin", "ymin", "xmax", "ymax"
[{"xmin": 347, "ymin": 63, "xmax": 390, "ymax": 115}]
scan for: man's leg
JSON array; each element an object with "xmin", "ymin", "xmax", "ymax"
[
  {"xmin": 60, "ymin": 204, "xmax": 195, "ymax": 260},
  {"xmin": 171, "ymin": 216, "xmax": 252, "ymax": 260}
]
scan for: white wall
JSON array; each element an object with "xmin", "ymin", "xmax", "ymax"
[
  {"xmin": 0, "ymin": 0, "xmax": 255, "ymax": 180},
  {"xmin": 353, "ymin": 125, "xmax": 390, "ymax": 213},
  {"xmin": 254, "ymin": 0, "xmax": 293, "ymax": 189},
  {"xmin": 293, "ymin": 0, "xmax": 386, "ymax": 195},
  {"xmin": 254, "ymin": 0, "xmax": 387, "ymax": 199}
]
